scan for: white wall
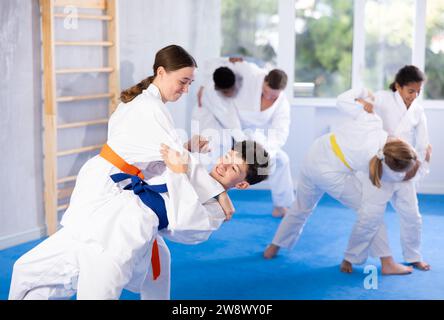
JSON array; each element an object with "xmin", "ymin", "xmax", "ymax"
[
  {"xmin": 0, "ymin": 0, "xmax": 221, "ymax": 250},
  {"xmin": 0, "ymin": 0, "xmax": 46, "ymax": 249}
]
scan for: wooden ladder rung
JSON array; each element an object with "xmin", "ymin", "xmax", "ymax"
[
  {"xmin": 58, "ymin": 118, "xmax": 108, "ymax": 129},
  {"xmin": 57, "ymin": 204, "xmax": 69, "ymax": 212},
  {"xmin": 54, "ymin": 0, "xmax": 106, "ymax": 9},
  {"xmin": 54, "ymin": 13, "xmax": 112, "ymax": 20},
  {"xmin": 56, "ymin": 93, "xmax": 113, "ymax": 102},
  {"xmin": 58, "ymin": 187, "xmax": 74, "ymax": 200},
  {"xmin": 56, "ymin": 67, "xmax": 114, "ymax": 74},
  {"xmin": 55, "ymin": 41, "xmax": 113, "ymax": 46},
  {"xmin": 57, "ymin": 144, "xmax": 102, "ymax": 157},
  {"xmin": 57, "ymin": 175, "xmax": 77, "ymax": 184}
]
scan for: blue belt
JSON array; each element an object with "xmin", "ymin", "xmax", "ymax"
[{"xmin": 110, "ymin": 173, "xmax": 169, "ymax": 230}]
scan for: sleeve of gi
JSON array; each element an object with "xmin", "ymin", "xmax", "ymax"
[
  {"xmin": 337, "ymin": 87, "xmax": 371, "ymax": 119},
  {"xmin": 265, "ymin": 93, "xmax": 291, "ymax": 153},
  {"xmin": 161, "ymin": 168, "xmax": 226, "ymax": 244},
  {"xmin": 413, "ymin": 111, "xmax": 431, "ymax": 179}
]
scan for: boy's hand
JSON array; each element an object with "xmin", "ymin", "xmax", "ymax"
[
  {"xmin": 217, "ymin": 191, "xmax": 235, "ymax": 221},
  {"xmin": 229, "ymin": 56, "xmax": 243, "ymax": 63},
  {"xmin": 160, "ymin": 144, "xmax": 189, "ymax": 174},
  {"xmin": 355, "ymin": 98, "xmax": 374, "ymax": 113},
  {"xmin": 184, "ymin": 135, "xmax": 211, "ymax": 153}
]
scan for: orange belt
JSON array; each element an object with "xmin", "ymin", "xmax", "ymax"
[{"xmin": 100, "ymin": 143, "xmax": 161, "ymax": 280}]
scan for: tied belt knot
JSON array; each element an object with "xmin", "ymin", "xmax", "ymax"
[
  {"xmin": 110, "ymin": 172, "xmax": 169, "ymax": 230},
  {"xmin": 100, "ymin": 143, "xmax": 167, "ymax": 280}
]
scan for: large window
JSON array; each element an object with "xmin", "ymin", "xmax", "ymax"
[
  {"xmin": 221, "ymin": 0, "xmax": 444, "ymax": 103},
  {"xmin": 294, "ymin": 0, "xmax": 353, "ymax": 97},
  {"xmin": 363, "ymin": 0, "xmax": 414, "ymax": 90},
  {"xmin": 221, "ymin": 0, "xmax": 278, "ymax": 68},
  {"xmin": 425, "ymin": 0, "xmax": 444, "ymax": 100}
]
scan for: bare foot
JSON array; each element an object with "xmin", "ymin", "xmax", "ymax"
[
  {"xmin": 381, "ymin": 257, "xmax": 413, "ymax": 275},
  {"xmin": 340, "ymin": 259, "xmax": 353, "ymax": 273},
  {"xmin": 263, "ymin": 244, "xmax": 280, "ymax": 259},
  {"xmin": 410, "ymin": 261, "xmax": 431, "ymax": 271},
  {"xmin": 272, "ymin": 207, "xmax": 287, "ymax": 218}
]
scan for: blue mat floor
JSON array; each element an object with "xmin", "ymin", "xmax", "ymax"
[{"xmin": 1, "ymin": 190, "xmax": 443, "ymax": 300}]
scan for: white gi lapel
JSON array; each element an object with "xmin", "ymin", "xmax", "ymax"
[{"xmin": 393, "ymin": 91, "xmax": 416, "ymax": 137}]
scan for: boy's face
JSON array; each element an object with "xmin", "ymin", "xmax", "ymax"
[{"xmin": 210, "ymin": 150, "xmax": 249, "ymax": 190}]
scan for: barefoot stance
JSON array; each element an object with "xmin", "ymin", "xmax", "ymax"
[
  {"xmin": 381, "ymin": 257, "xmax": 413, "ymax": 275},
  {"xmin": 340, "ymin": 259, "xmax": 353, "ymax": 273},
  {"xmin": 411, "ymin": 261, "xmax": 431, "ymax": 271},
  {"xmin": 264, "ymin": 244, "xmax": 279, "ymax": 259},
  {"xmin": 340, "ymin": 257, "xmax": 413, "ymax": 275}
]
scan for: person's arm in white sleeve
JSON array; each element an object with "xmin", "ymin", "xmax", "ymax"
[
  {"xmin": 415, "ymin": 112, "xmax": 430, "ymax": 162},
  {"xmin": 186, "ymin": 152, "xmax": 225, "ymax": 203},
  {"xmin": 192, "ymin": 102, "xmax": 224, "ymax": 133},
  {"xmin": 161, "ymin": 168, "xmax": 227, "ymax": 244},
  {"xmin": 337, "ymin": 87, "xmax": 373, "ymax": 118},
  {"xmin": 398, "ymin": 109, "xmax": 431, "ymax": 183},
  {"xmin": 158, "ymin": 146, "xmax": 230, "ymax": 244},
  {"xmin": 267, "ymin": 94, "xmax": 291, "ymax": 151},
  {"xmin": 201, "ymin": 89, "xmax": 247, "ymax": 142},
  {"xmin": 231, "ymin": 60, "xmax": 265, "ymax": 79},
  {"xmin": 246, "ymin": 94, "xmax": 291, "ymax": 157},
  {"xmin": 413, "ymin": 113, "xmax": 431, "ymax": 179}
]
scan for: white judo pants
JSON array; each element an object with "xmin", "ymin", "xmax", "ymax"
[
  {"xmin": 271, "ymin": 170, "xmax": 391, "ymax": 261},
  {"xmin": 8, "ymin": 228, "xmax": 171, "ymax": 300},
  {"xmin": 268, "ymin": 149, "xmax": 295, "ymax": 208},
  {"xmin": 271, "ymin": 136, "xmax": 391, "ymax": 261},
  {"xmin": 344, "ymin": 178, "xmax": 423, "ymax": 264}
]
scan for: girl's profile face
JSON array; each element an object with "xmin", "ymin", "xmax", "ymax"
[{"xmin": 395, "ymin": 81, "xmax": 422, "ymax": 108}]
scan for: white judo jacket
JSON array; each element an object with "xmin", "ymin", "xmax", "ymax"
[
  {"xmin": 337, "ymin": 88, "xmax": 430, "ymax": 178},
  {"xmin": 193, "ymin": 59, "xmax": 291, "ymax": 158},
  {"xmin": 60, "ymin": 84, "xmax": 226, "ymax": 293},
  {"xmin": 233, "ymin": 62, "xmax": 291, "ymax": 158}
]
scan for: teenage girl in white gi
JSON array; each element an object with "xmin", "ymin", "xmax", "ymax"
[
  {"xmin": 337, "ymin": 65, "xmax": 431, "ymax": 272},
  {"xmin": 263, "ymin": 100, "xmax": 420, "ymax": 275},
  {"xmin": 9, "ymin": 45, "xmax": 269, "ymax": 300}
]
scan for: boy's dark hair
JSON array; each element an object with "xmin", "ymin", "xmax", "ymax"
[
  {"xmin": 232, "ymin": 140, "xmax": 270, "ymax": 185},
  {"xmin": 389, "ymin": 65, "xmax": 425, "ymax": 92},
  {"xmin": 264, "ymin": 69, "xmax": 288, "ymax": 90},
  {"xmin": 213, "ymin": 67, "xmax": 236, "ymax": 90}
]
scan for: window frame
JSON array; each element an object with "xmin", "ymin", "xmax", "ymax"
[{"xmin": 275, "ymin": 0, "xmax": 442, "ymax": 107}]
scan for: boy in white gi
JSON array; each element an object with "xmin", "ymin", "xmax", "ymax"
[
  {"xmin": 336, "ymin": 65, "xmax": 431, "ymax": 272},
  {"xmin": 192, "ymin": 57, "xmax": 294, "ymax": 218},
  {"xmin": 263, "ymin": 99, "xmax": 421, "ymax": 275}
]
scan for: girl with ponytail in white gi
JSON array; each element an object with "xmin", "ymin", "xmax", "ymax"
[
  {"xmin": 335, "ymin": 65, "xmax": 431, "ymax": 272},
  {"xmin": 9, "ymin": 45, "xmax": 269, "ymax": 300},
  {"xmin": 263, "ymin": 96, "xmax": 421, "ymax": 275}
]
